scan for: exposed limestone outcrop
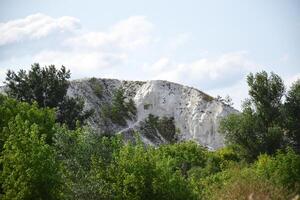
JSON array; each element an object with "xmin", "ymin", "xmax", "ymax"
[{"xmin": 68, "ymin": 78, "xmax": 238, "ymax": 150}]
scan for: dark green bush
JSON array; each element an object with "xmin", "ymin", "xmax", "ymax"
[
  {"xmin": 143, "ymin": 114, "xmax": 177, "ymax": 143},
  {"xmin": 102, "ymin": 88, "xmax": 136, "ymax": 126}
]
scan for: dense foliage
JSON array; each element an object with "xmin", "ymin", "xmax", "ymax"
[
  {"xmin": 283, "ymin": 80, "xmax": 300, "ymax": 152},
  {"xmin": 1, "ymin": 68, "xmax": 299, "ymax": 199},
  {"xmin": 5, "ymin": 63, "xmax": 93, "ymax": 129},
  {"xmin": 220, "ymin": 71, "xmax": 300, "ymax": 161},
  {"xmin": 0, "ymin": 95, "xmax": 61, "ymax": 199}
]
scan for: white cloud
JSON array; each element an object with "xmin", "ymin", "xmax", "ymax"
[
  {"xmin": 0, "ymin": 13, "xmax": 80, "ymax": 46},
  {"xmin": 34, "ymin": 50, "xmax": 128, "ymax": 78},
  {"xmin": 64, "ymin": 16, "xmax": 154, "ymax": 50},
  {"xmin": 31, "ymin": 15, "xmax": 155, "ymax": 78},
  {"xmin": 144, "ymin": 51, "xmax": 257, "ymax": 90}
]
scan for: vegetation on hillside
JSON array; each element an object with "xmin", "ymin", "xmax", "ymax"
[
  {"xmin": 141, "ymin": 114, "xmax": 177, "ymax": 143},
  {"xmin": 102, "ymin": 88, "xmax": 137, "ymax": 126},
  {"xmin": 88, "ymin": 77, "xmax": 103, "ymax": 98},
  {"xmin": 0, "ymin": 65, "xmax": 299, "ymax": 199}
]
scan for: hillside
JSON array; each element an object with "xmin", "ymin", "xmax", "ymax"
[{"xmin": 68, "ymin": 78, "xmax": 237, "ymax": 149}]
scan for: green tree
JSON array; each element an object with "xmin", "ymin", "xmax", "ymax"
[
  {"xmin": 1, "ymin": 116, "xmax": 63, "ymax": 200},
  {"xmin": 103, "ymin": 88, "xmax": 136, "ymax": 126},
  {"xmin": 220, "ymin": 71, "xmax": 285, "ymax": 161},
  {"xmin": 101, "ymin": 140, "xmax": 196, "ymax": 200},
  {"xmin": 6, "ymin": 63, "xmax": 70, "ymax": 108},
  {"xmin": 283, "ymin": 80, "xmax": 300, "ymax": 152},
  {"xmin": 247, "ymin": 71, "xmax": 285, "ymax": 126},
  {"xmin": 56, "ymin": 97, "xmax": 94, "ymax": 130},
  {"xmin": 53, "ymin": 126, "xmax": 123, "ymax": 199},
  {"xmin": 5, "ymin": 63, "xmax": 92, "ymax": 129},
  {"xmin": 158, "ymin": 141, "xmax": 207, "ymax": 177},
  {"xmin": 0, "ymin": 95, "xmax": 56, "ymax": 148},
  {"xmin": 0, "ymin": 95, "xmax": 58, "ymax": 196}
]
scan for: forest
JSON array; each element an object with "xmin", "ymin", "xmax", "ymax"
[{"xmin": 0, "ymin": 64, "xmax": 299, "ymax": 200}]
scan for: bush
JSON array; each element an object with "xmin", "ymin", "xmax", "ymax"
[
  {"xmin": 142, "ymin": 114, "xmax": 177, "ymax": 143},
  {"xmin": 102, "ymin": 88, "xmax": 136, "ymax": 126},
  {"xmin": 1, "ymin": 117, "xmax": 63, "ymax": 200},
  {"xmin": 0, "ymin": 94, "xmax": 56, "ymax": 147},
  {"xmin": 255, "ymin": 148, "xmax": 300, "ymax": 192},
  {"xmin": 100, "ymin": 141, "xmax": 196, "ymax": 200},
  {"xmin": 158, "ymin": 141, "xmax": 207, "ymax": 177}
]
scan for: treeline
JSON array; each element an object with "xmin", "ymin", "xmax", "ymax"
[
  {"xmin": 0, "ymin": 64, "xmax": 299, "ymax": 199},
  {"xmin": 220, "ymin": 71, "xmax": 300, "ymax": 160}
]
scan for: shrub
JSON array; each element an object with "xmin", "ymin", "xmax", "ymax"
[
  {"xmin": 1, "ymin": 117, "xmax": 63, "ymax": 200},
  {"xmin": 101, "ymin": 141, "xmax": 196, "ymax": 200},
  {"xmin": 144, "ymin": 103, "xmax": 151, "ymax": 110},
  {"xmin": 142, "ymin": 114, "xmax": 177, "ymax": 143},
  {"xmin": 102, "ymin": 88, "xmax": 136, "ymax": 126},
  {"xmin": 202, "ymin": 94, "xmax": 214, "ymax": 102},
  {"xmin": 158, "ymin": 141, "xmax": 207, "ymax": 177},
  {"xmin": 255, "ymin": 148, "xmax": 300, "ymax": 192}
]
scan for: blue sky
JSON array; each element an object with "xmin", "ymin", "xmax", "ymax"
[{"xmin": 0, "ymin": 0, "xmax": 299, "ymax": 109}]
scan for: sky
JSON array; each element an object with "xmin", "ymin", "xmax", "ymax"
[{"xmin": 0, "ymin": 0, "xmax": 299, "ymax": 110}]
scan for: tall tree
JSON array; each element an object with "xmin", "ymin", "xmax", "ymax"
[
  {"xmin": 5, "ymin": 63, "xmax": 92, "ymax": 129},
  {"xmin": 220, "ymin": 71, "xmax": 285, "ymax": 161},
  {"xmin": 283, "ymin": 80, "xmax": 300, "ymax": 152},
  {"xmin": 6, "ymin": 63, "xmax": 70, "ymax": 108},
  {"xmin": 247, "ymin": 71, "xmax": 285, "ymax": 126}
]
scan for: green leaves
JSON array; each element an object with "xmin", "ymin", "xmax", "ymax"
[
  {"xmin": 283, "ymin": 80, "xmax": 300, "ymax": 152},
  {"xmin": 102, "ymin": 88, "xmax": 136, "ymax": 126},
  {"xmin": 6, "ymin": 63, "xmax": 70, "ymax": 108},
  {"xmin": 103, "ymin": 141, "xmax": 196, "ymax": 200},
  {"xmin": 1, "ymin": 117, "xmax": 62, "ymax": 200},
  {"xmin": 220, "ymin": 71, "xmax": 289, "ymax": 161},
  {"xmin": 247, "ymin": 71, "xmax": 285, "ymax": 125},
  {"xmin": 0, "ymin": 95, "xmax": 56, "ymax": 147},
  {"xmin": 5, "ymin": 63, "xmax": 93, "ymax": 130}
]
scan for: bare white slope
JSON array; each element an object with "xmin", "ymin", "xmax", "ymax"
[
  {"xmin": 133, "ymin": 80, "xmax": 236, "ymax": 149},
  {"xmin": 68, "ymin": 78, "xmax": 238, "ymax": 150}
]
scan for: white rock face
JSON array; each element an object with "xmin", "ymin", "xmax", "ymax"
[{"xmin": 68, "ymin": 78, "xmax": 238, "ymax": 150}]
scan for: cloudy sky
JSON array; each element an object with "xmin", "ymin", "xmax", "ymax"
[{"xmin": 0, "ymin": 0, "xmax": 299, "ymax": 109}]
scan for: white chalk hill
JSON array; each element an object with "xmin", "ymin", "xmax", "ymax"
[{"xmin": 68, "ymin": 78, "xmax": 238, "ymax": 150}]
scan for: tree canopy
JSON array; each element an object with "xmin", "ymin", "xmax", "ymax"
[
  {"xmin": 5, "ymin": 63, "xmax": 92, "ymax": 129},
  {"xmin": 220, "ymin": 71, "xmax": 300, "ymax": 160}
]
